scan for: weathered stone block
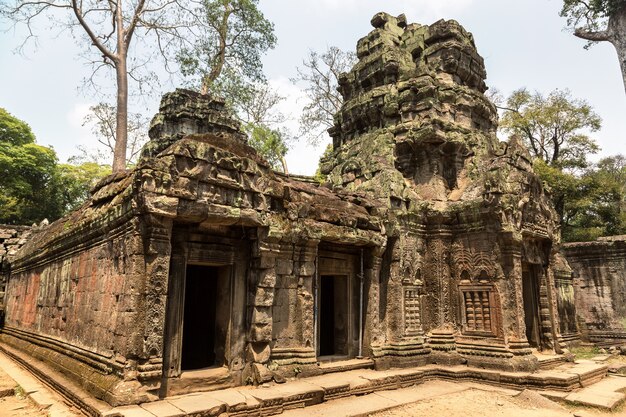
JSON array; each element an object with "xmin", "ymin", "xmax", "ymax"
[
  {"xmin": 299, "ymin": 261, "xmax": 315, "ymax": 277},
  {"xmin": 245, "ymin": 342, "xmax": 271, "ymax": 363},
  {"xmin": 252, "ymin": 306, "xmax": 272, "ymax": 325},
  {"xmin": 275, "ymin": 258, "xmax": 293, "ymax": 275},
  {"xmin": 254, "ymin": 288, "xmax": 274, "ymax": 307},
  {"xmin": 250, "ymin": 323, "xmax": 272, "ymax": 342},
  {"xmin": 258, "ymin": 269, "xmax": 276, "ymax": 287}
]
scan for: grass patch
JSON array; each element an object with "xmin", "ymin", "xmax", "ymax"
[{"xmin": 570, "ymin": 345, "xmax": 601, "ymax": 359}]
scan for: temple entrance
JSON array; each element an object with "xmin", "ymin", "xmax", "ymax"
[
  {"xmin": 318, "ymin": 275, "xmax": 349, "ymax": 357},
  {"xmin": 522, "ymin": 264, "xmax": 542, "ymax": 349},
  {"xmin": 181, "ymin": 264, "xmax": 230, "ymax": 370}
]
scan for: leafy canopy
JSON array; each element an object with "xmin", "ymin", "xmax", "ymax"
[
  {"xmin": 561, "ymin": 0, "xmax": 626, "ymax": 33},
  {"xmin": 178, "ymin": 0, "xmax": 276, "ymax": 96},
  {"xmin": 245, "ymin": 124, "xmax": 288, "ymax": 173},
  {"xmin": 559, "ymin": 155, "xmax": 626, "ymax": 241},
  {"xmin": 499, "ymin": 88, "xmax": 601, "ymax": 170},
  {"xmin": 0, "ymin": 108, "xmax": 109, "ymax": 224},
  {"xmin": 0, "ymin": 108, "xmax": 36, "ymax": 146}
]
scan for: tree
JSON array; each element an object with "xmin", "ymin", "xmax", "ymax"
[
  {"xmin": 560, "ymin": 155, "xmax": 626, "ymax": 241},
  {"xmin": 0, "ymin": 108, "xmax": 62, "ymax": 223},
  {"xmin": 177, "ymin": 0, "xmax": 276, "ymax": 96},
  {"xmin": 245, "ymin": 124, "xmax": 288, "ymax": 173},
  {"xmin": 561, "ymin": 0, "xmax": 626, "ymax": 93},
  {"xmin": 234, "ymin": 83, "xmax": 291, "ymax": 173},
  {"xmin": 0, "ymin": 108, "xmax": 110, "ymax": 224},
  {"xmin": 497, "ymin": 88, "xmax": 601, "ymax": 221},
  {"xmin": 57, "ymin": 162, "xmax": 112, "ymax": 212},
  {"xmin": 0, "ymin": 0, "xmax": 222, "ymax": 173},
  {"xmin": 292, "ymin": 46, "xmax": 357, "ymax": 145},
  {"xmin": 82, "ymin": 102, "xmax": 149, "ymax": 166},
  {"xmin": 0, "ymin": 107, "xmax": 36, "ymax": 146},
  {"xmin": 499, "ymin": 88, "xmax": 601, "ymax": 170}
]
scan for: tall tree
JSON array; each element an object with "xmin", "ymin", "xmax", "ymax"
[
  {"xmin": 560, "ymin": 155, "xmax": 626, "ymax": 241},
  {"xmin": 235, "ymin": 83, "xmax": 291, "ymax": 174},
  {"xmin": 499, "ymin": 88, "xmax": 601, "ymax": 170},
  {"xmin": 292, "ymin": 46, "xmax": 357, "ymax": 145},
  {"xmin": 561, "ymin": 0, "xmax": 626, "ymax": 92},
  {"xmin": 173, "ymin": 0, "xmax": 283, "ymax": 171},
  {"xmin": 498, "ymin": 88, "xmax": 601, "ymax": 219},
  {"xmin": 82, "ymin": 102, "xmax": 149, "ymax": 166},
  {"xmin": 0, "ymin": 0, "xmax": 225, "ymax": 173},
  {"xmin": 0, "ymin": 108, "xmax": 110, "ymax": 224},
  {"xmin": 0, "ymin": 107, "xmax": 36, "ymax": 146},
  {"xmin": 177, "ymin": 0, "xmax": 276, "ymax": 96}
]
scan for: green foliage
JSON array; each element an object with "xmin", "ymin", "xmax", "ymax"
[
  {"xmin": 534, "ymin": 154, "xmax": 626, "ymax": 242},
  {"xmin": 245, "ymin": 123, "xmax": 288, "ymax": 172},
  {"xmin": 0, "ymin": 140, "xmax": 62, "ymax": 224},
  {"xmin": 561, "ymin": 155, "xmax": 626, "ymax": 241},
  {"xmin": 561, "ymin": 0, "xmax": 625, "ymax": 33},
  {"xmin": 533, "ymin": 159, "xmax": 580, "ymax": 223},
  {"xmin": 0, "ymin": 108, "xmax": 36, "ymax": 146},
  {"xmin": 499, "ymin": 88, "xmax": 601, "ymax": 170},
  {"xmin": 0, "ymin": 108, "xmax": 109, "ymax": 224},
  {"xmin": 314, "ymin": 144, "xmax": 334, "ymax": 183},
  {"xmin": 57, "ymin": 162, "xmax": 111, "ymax": 212},
  {"xmin": 178, "ymin": 0, "xmax": 276, "ymax": 95}
]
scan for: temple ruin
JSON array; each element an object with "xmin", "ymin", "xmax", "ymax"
[
  {"xmin": 563, "ymin": 236, "xmax": 626, "ymax": 346},
  {"xmin": 0, "ymin": 12, "xmax": 602, "ymax": 409}
]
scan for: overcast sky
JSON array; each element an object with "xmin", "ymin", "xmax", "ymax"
[{"xmin": 1, "ymin": 0, "xmax": 624, "ymax": 175}]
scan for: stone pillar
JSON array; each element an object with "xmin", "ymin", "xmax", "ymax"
[
  {"xmin": 553, "ymin": 252, "xmax": 580, "ymax": 345},
  {"xmin": 295, "ymin": 240, "xmax": 318, "ymax": 350},
  {"xmin": 243, "ymin": 234, "xmax": 277, "ymax": 383},
  {"xmin": 502, "ymin": 243, "xmax": 532, "ymax": 354},
  {"xmin": 541, "ymin": 252, "xmax": 564, "ymax": 352},
  {"xmin": 364, "ymin": 247, "xmax": 384, "ymax": 354}
]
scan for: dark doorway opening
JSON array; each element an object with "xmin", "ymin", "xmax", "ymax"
[
  {"xmin": 181, "ymin": 265, "xmax": 229, "ymax": 370},
  {"xmin": 522, "ymin": 265, "xmax": 542, "ymax": 349},
  {"xmin": 319, "ymin": 275, "xmax": 349, "ymax": 357}
]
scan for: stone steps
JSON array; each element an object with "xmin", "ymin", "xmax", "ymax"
[
  {"xmin": 0, "ymin": 342, "xmax": 612, "ymax": 417},
  {"xmin": 103, "ymin": 361, "xmax": 608, "ymax": 417},
  {"xmin": 536, "ymin": 354, "xmax": 570, "ymax": 370}
]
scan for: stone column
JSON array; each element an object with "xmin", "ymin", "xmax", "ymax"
[
  {"xmin": 364, "ymin": 247, "xmax": 384, "ymax": 354},
  {"xmin": 502, "ymin": 243, "xmax": 533, "ymax": 354},
  {"xmin": 243, "ymin": 233, "xmax": 278, "ymax": 384},
  {"xmin": 136, "ymin": 214, "xmax": 173, "ymax": 392},
  {"xmin": 295, "ymin": 240, "xmax": 318, "ymax": 350}
]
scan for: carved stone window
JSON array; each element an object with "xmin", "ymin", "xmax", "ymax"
[
  {"xmin": 459, "ymin": 285, "xmax": 497, "ymax": 336},
  {"xmin": 403, "ymin": 286, "xmax": 422, "ymax": 336}
]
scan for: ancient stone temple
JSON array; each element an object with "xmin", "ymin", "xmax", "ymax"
[
  {"xmin": 563, "ymin": 236, "xmax": 626, "ymax": 345},
  {"xmin": 0, "ymin": 13, "xmax": 575, "ymax": 407}
]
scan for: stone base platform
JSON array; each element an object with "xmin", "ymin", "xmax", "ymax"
[{"xmin": 0, "ymin": 341, "xmax": 616, "ymax": 417}]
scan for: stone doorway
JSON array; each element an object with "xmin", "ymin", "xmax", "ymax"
[
  {"xmin": 181, "ymin": 264, "xmax": 231, "ymax": 370},
  {"xmin": 522, "ymin": 264, "xmax": 542, "ymax": 349},
  {"xmin": 318, "ymin": 275, "xmax": 350, "ymax": 357}
]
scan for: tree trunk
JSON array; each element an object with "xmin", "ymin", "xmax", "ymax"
[
  {"xmin": 608, "ymin": 6, "xmax": 626, "ymax": 95},
  {"xmin": 280, "ymin": 156, "xmax": 289, "ymax": 175},
  {"xmin": 112, "ymin": 61, "xmax": 129, "ymax": 173},
  {"xmin": 574, "ymin": 6, "xmax": 626, "ymax": 95},
  {"xmin": 112, "ymin": 1, "xmax": 128, "ymax": 173}
]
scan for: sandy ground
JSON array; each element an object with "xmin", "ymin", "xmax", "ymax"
[
  {"xmin": 1, "ymin": 388, "xmax": 621, "ymax": 417},
  {"xmin": 371, "ymin": 388, "xmax": 620, "ymax": 417},
  {"xmin": 0, "ymin": 395, "xmax": 47, "ymax": 417}
]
